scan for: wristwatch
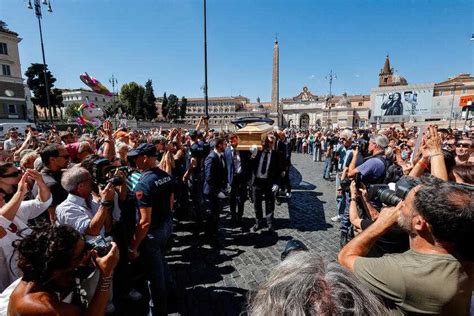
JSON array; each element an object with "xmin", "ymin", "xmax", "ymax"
[{"xmin": 100, "ymin": 200, "xmax": 114, "ymax": 207}]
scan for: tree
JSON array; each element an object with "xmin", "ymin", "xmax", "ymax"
[
  {"xmin": 167, "ymin": 94, "xmax": 179, "ymax": 121},
  {"xmin": 144, "ymin": 79, "xmax": 157, "ymax": 120},
  {"xmin": 120, "ymin": 82, "xmax": 146, "ymax": 119},
  {"xmin": 180, "ymin": 96, "xmax": 188, "ymax": 119},
  {"xmin": 161, "ymin": 92, "xmax": 169, "ymax": 119},
  {"xmin": 25, "ymin": 63, "xmax": 64, "ymax": 121},
  {"xmin": 102, "ymin": 99, "xmax": 125, "ymax": 118}
]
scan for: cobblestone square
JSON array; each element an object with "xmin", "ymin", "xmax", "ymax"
[{"xmin": 167, "ymin": 153, "xmax": 340, "ymax": 315}]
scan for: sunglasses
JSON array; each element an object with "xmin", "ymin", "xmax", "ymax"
[
  {"xmin": 1, "ymin": 169, "xmax": 22, "ymax": 178},
  {"xmin": 456, "ymin": 143, "xmax": 471, "ymax": 148}
]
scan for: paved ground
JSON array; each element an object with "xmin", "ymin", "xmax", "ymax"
[{"xmin": 167, "ymin": 153, "xmax": 341, "ymax": 315}]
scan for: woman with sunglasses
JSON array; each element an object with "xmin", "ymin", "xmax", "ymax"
[
  {"xmin": 454, "ymin": 138, "xmax": 473, "ymax": 166},
  {"xmin": 0, "ymin": 162, "xmax": 24, "ymax": 199},
  {"xmin": 0, "ymin": 170, "xmax": 52, "ymax": 291}
]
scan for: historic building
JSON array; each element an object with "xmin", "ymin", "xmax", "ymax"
[
  {"xmin": 282, "ymin": 86, "xmax": 371, "ymax": 129},
  {"xmin": 61, "ymin": 89, "xmax": 113, "ymax": 109},
  {"xmin": 0, "ymin": 22, "xmax": 28, "ymax": 122},
  {"xmin": 184, "ymin": 95, "xmax": 251, "ymax": 128}
]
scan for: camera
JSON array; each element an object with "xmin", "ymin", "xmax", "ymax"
[
  {"xmin": 85, "ymin": 236, "xmax": 113, "ymax": 257},
  {"xmin": 368, "ymin": 177, "xmax": 419, "ymax": 206},
  {"xmin": 350, "ymin": 140, "xmax": 359, "ymax": 150}
]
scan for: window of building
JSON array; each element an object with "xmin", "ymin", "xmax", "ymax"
[
  {"xmin": 384, "ymin": 78, "xmax": 388, "ymax": 83},
  {"xmin": 358, "ymin": 102, "xmax": 363, "ymax": 106},
  {"xmin": 8, "ymin": 104, "xmax": 16, "ymax": 114},
  {"xmin": 0, "ymin": 43, "xmax": 7, "ymax": 55},
  {"xmin": 2, "ymin": 64, "xmax": 11, "ymax": 76},
  {"xmin": 439, "ymin": 91, "xmax": 444, "ymax": 96},
  {"xmin": 103, "ymin": 98, "xmax": 105, "ymax": 102},
  {"xmin": 462, "ymin": 88, "xmax": 467, "ymax": 95},
  {"xmin": 95, "ymin": 97, "xmax": 98, "ymax": 101}
]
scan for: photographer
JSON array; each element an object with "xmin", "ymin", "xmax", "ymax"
[
  {"xmin": 7, "ymin": 225, "xmax": 119, "ymax": 315},
  {"xmin": 339, "ymin": 180, "xmax": 474, "ymax": 315},
  {"xmin": 348, "ymin": 180, "xmax": 409, "ymax": 257},
  {"xmin": 56, "ymin": 166, "xmax": 115, "ymax": 239}
]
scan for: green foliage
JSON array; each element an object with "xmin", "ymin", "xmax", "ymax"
[
  {"xmin": 144, "ymin": 79, "xmax": 157, "ymax": 119},
  {"xmin": 180, "ymin": 96, "xmax": 188, "ymax": 119},
  {"xmin": 167, "ymin": 94, "xmax": 179, "ymax": 120},
  {"xmin": 120, "ymin": 82, "xmax": 146, "ymax": 119},
  {"xmin": 161, "ymin": 92, "xmax": 169, "ymax": 119},
  {"xmin": 25, "ymin": 63, "xmax": 63, "ymax": 121}
]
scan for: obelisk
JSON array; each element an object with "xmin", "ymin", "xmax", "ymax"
[{"xmin": 271, "ymin": 38, "xmax": 281, "ymax": 127}]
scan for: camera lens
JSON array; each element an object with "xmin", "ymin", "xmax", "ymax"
[{"xmin": 377, "ymin": 188, "xmax": 402, "ymax": 206}]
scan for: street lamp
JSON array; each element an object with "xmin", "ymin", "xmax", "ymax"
[
  {"xmin": 27, "ymin": 0, "xmax": 54, "ymax": 126},
  {"xmin": 203, "ymin": 0, "xmax": 209, "ymax": 119},
  {"xmin": 325, "ymin": 70, "xmax": 336, "ymax": 129}
]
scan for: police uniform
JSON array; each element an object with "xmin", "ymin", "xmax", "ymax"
[{"xmin": 134, "ymin": 167, "xmax": 175, "ymax": 315}]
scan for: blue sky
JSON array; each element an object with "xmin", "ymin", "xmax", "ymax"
[{"xmin": 2, "ymin": 0, "xmax": 473, "ymax": 101}]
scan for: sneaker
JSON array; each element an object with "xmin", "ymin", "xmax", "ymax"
[{"xmin": 330, "ymin": 215, "xmax": 342, "ymax": 222}]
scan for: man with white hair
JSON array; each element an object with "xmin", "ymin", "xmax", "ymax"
[{"xmin": 56, "ymin": 166, "xmax": 115, "ymax": 239}]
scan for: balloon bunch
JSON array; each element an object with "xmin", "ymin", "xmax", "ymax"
[
  {"xmin": 80, "ymin": 72, "xmax": 113, "ymax": 96},
  {"xmin": 72, "ymin": 97, "xmax": 104, "ymax": 131}
]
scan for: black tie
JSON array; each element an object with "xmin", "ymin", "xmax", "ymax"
[
  {"xmin": 261, "ymin": 151, "xmax": 269, "ymax": 175},
  {"xmin": 220, "ymin": 155, "xmax": 225, "ymax": 168}
]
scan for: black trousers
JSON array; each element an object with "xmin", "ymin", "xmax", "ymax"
[
  {"xmin": 252, "ymin": 177, "xmax": 275, "ymax": 227},
  {"xmin": 229, "ymin": 173, "xmax": 247, "ymax": 221},
  {"xmin": 204, "ymin": 193, "xmax": 222, "ymax": 237}
]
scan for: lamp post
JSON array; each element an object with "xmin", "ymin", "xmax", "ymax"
[
  {"xmin": 203, "ymin": 0, "xmax": 209, "ymax": 119},
  {"xmin": 325, "ymin": 70, "xmax": 336, "ymax": 129},
  {"xmin": 448, "ymin": 82, "xmax": 458, "ymax": 129},
  {"xmin": 27, "ymin": 0, "xmax": 54, "ymax": 126}
]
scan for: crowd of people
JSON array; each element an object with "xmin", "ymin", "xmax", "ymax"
[{"xmin": 0, "ymin": 116, "xmax": 472, "ymax": 315}]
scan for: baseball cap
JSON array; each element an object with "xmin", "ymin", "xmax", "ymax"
[
  {"xmin": 151, "ymin": 135, "xmax": 167, "ymax": 145},
  {"xmin": 127, "ymin": 143, "xmax": 157, "ymax": 157},
  {"xmin": 370, "ymin": 134, "xmax": 389, "ymax": 149}
]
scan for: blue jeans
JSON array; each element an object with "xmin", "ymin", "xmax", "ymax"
[
  {"xmin": 313, "ymin": 146, "xmax": 322, "ymax": 162},
  {"xmin": 142, "ymin": 216, "xmax": 173, "ymax": 315},
  {"xmin": 323, "ymin": 157, "xmax": 331, "ymax": 178},
  {"xmin": 339, "ymin": 191, "xmax": 351, "ymax": 233}
]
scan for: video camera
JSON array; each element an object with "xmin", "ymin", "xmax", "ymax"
[
  {"xmin": 368, "ymin": 177, "xmax": 419, "ymax": 206},
  {"xmin": 92, "ymin": 158, "xmax": 127, "ymax": 188}
]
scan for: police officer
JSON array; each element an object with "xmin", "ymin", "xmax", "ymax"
[{"xmin": 128, "ymin": 143, "xmax": 175, "ymax": 316}]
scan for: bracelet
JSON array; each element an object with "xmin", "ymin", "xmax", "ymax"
[
  {"xmin": 429, "ymin": 153, "xmax": 442, "ymax": 159},
  {"xmin": 99, "ymin": 275, "xmax": 113, "ymax": 292},
  {"xmin": 417, "ymin": 160, "xmax": 429, "ymax": 170}
]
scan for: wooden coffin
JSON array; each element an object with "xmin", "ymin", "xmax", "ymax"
[{"xmin": 236, "ymin": 122, "xmax": 274, "ymax": 150}]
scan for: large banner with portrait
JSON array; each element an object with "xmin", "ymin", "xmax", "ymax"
[{"xmin": 372, "ymin": 84, "xmax": 434, "ymax": 117}]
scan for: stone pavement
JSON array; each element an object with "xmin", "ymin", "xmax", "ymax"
[{"xmin": 166, "ymin": 153, "xmax": 341, "ymax": 316}]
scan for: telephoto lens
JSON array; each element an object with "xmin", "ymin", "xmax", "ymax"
[{"xmin": 377, "ymin": 188, "xmax": 402, "ymax": 206}]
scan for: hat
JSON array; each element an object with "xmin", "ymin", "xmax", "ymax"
[
  {"xmin": 370, "ymin": 134, "xmax": 389, "ymax": 149},
  {"xmin": 281, "ymin": 239, "xmax": 308, "ymax": 261},
  {"xmin": 127, "ymin": 143, "xmax": 157, "ymax": 157},
  {"xmin": 115, "ymin": 131, "xmax": 128, "ymax": 140}
]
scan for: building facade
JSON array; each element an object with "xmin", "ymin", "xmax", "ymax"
[
  {"xmin": 184, "ymin": 95, "xmax": 251, "ymax": 128},
  {"xmin": 282, "ymin": 86, "xmax": 371, "ymax": 129},
  {"xmin": 0, "ymin": 23, "xmax": 28, "ymax": 122},
  {"xmin": 61, "ymin": 89, "xmax": 113, "ymax": 109}
]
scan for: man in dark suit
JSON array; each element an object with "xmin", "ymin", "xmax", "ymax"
[
  {"xmin": 203, "ymin": 137, "xmax": 228, "ymax": 247},
  {"xmin": 276, "ymin": 130, "xmax": 292, "ymax": 199},
  {"xmin": 250, "ymin": 135, "xmax": 280, "ymax": 233},
  {"xmin": 225, "ymin": 133, "xmax": 250, "ymax": 228}
]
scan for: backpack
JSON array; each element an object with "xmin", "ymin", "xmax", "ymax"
[{"xmin": 374, "ymin": 156, "xmax": 404, "ymax": 184}]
